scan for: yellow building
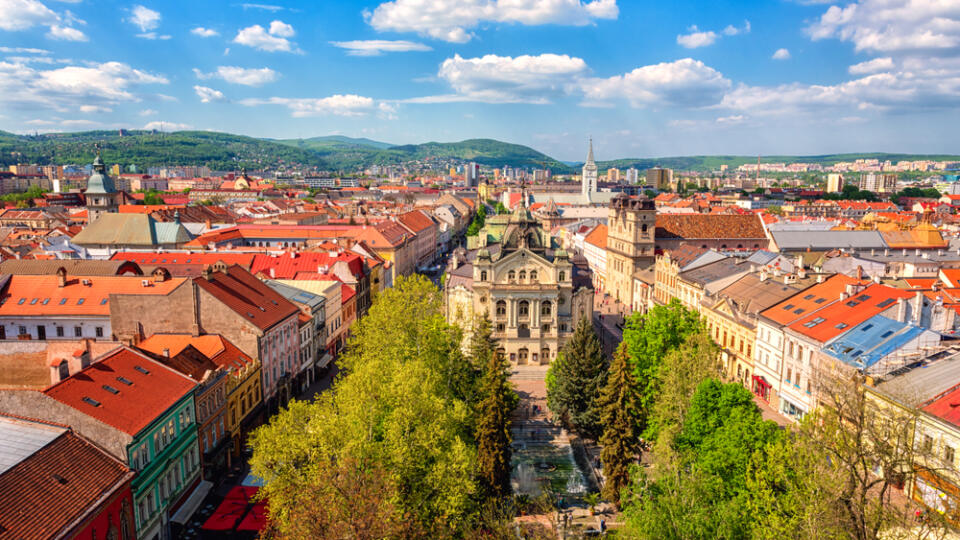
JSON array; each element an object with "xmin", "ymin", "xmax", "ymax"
[{"xmin": 605, "ymin": 195, "xmax": 656, "ymax": 307}]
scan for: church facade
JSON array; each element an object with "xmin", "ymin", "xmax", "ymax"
[
  {"xmin": 444, "ymin": 203, "xmax": 595, "ymax": 365},
  {"xmin": 605, "ymin": 194, "xmax": 657, "ymax": 307}
]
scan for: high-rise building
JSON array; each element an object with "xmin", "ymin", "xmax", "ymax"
[
  {"xmin": 465, "ymin": 162, "xmax": 480, "ymax": 187},
  {"xmin": 826, "ymin": 173, "xmax": 844, "ymax": 193},
  {"xmin": 581, "ymin": 139, "xmax": 598, "ymax": 202},
  {"xmin": 859, "ymin": 173, "xmax": 897, "ymax": 193},
  {"xmin": 606, "ymin": 168, "xmax": 620, "ymax": 182},
  {"xmin": 625, "ymin": 168, "xmax": 639, "ymax": 184},
  {"xmin": 646, "ymin": 167, "xmax": 673, "ymax": 190}
]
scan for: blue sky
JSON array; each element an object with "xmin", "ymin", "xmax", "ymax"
[{"xmin": 1, "ymin": 0, "xmax": 959, "ymax": 161}]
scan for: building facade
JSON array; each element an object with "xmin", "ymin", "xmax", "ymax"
[{"xmin": 605, "ymin": 195, "xmax": 656, "ymax": 307}]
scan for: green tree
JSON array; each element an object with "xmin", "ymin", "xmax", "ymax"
[
  {"xmin": 494, "ymin": 201, "xmax": 508, "ymax": 214},
  {"xmin": 647, "ymin": 329, "xmax": 720, "ymax": 440},
  {"xmin": 466, "ymin": 205, "xmax": 487, "ymax": 237},
  {"xmin": 475, "ymin": 326, "xmax": 516, "ymax": 499},
  {"xmin": 250, "ymin": 275, "xmax": 480, "ymax": 536},
  {"xmin": 621, "ymin": 300, "xmax": 704, "ymax": 434},
  {"xmin": 767, "ymin": 205, "xmax": 783, "ymax": 216},
  {"xmin": 546, "ymin": 317, "xmax": 607, "ymax": 439},
  {"xmin": 596, "ymin": 343, "xmax": 641, "ymax": 507}
]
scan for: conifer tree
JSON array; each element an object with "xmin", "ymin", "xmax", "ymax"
[
  {"xmin": 475, "ymin": 324, "xmax": 516, "ymax": 499},
  {"xmin": 596, "ymin": 343, "xmax": 641, "ymax": 507},
  {"xmin": 546, "ymin": 317, "xmax": 608, "ymax": 439}
]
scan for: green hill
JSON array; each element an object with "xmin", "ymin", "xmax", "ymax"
[
  {"xmin": 597, "ymin": 153, "xmax": 960, "ymax": 172},
  {"xmin": 0, "ymin": 130, "xmax": 328, "ymax": 170}
]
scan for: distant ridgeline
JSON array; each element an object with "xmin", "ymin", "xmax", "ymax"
[{"xmin": 1, "ymin": 129, "xmax": 957, "ymax": 174}]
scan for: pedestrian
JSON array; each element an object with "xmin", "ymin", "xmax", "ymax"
[{"xmin": 915, "ymin": 508, "xmax": 922, "ymax": 522}]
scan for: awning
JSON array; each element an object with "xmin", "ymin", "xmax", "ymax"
[
  {"xmin": 317, "ymin": 353, "xmax": 333, "ymax": 369},
  {"xmin": 170, "ymin": 480, "xmax": 213, "ymax": 524}
]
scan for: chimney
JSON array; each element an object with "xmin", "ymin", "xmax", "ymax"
[
  {"xmin": 816, "ymin": 274, "xmax": 824, "ymax": 283},
  {"xmin": 269, "ymin": 268, "xmax": 276, "ymax": 279},
  {"xmin": 885, "ymin": 248, "xmax": 889, "ymax": 256},
  {"xmin": 759, "ymin": 271, "xmax": 768, "ymax": 282},
  {"xmin": 162, "ymin": 348, "xmax": 170, "ymax": 358},
  {"xmin": 56, "ymin": 267, "xmax": 66, "ymax": 288},
  {"xmin": 914, "ymin": 291, "xmax": 923, "ymax": 325},
  {"xmin": 856, "ymin": 265, "xmax": 863, "ymax": 281},
  {"xmin": 896, "ymin": 297, "xmax": 907, "ymax": 323}
]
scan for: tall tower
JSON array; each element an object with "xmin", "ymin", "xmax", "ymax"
[
  {"xmin": 85, "ymin": 145, "xmax": 118, "ymax": 223},
  {"xmin": 581, "ymin": 138, "xmax": 598, "ymax": 203},
  {"xmin": 605, "ymin": 193, "xmax": 656, "ymax": 308}
]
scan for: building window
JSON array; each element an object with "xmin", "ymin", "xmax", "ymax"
[
  {"xmin": 541, "ymin": 301, "xmax": 552, "ymax": 316},
  {"xmin": 58, "ymin": 360, "xmax": 69, "ymax": 380},
  {"xmin": 74, "ymin": 326, "xmax": 82, "ymax": 337},
  {"xmin": 95, "ymin": 326, "xmax": 104, "ymax": 338},
  {"xmin": 530, "ymin": 270, "xmax": 538, "ymax": 280},
  {"xmin": 496, "ymin": 300, "xmax": 506, "ymax": 316},
  {"xmin": 542, "ymin": 324, "xmax": 550, "ymax": 333},
  {"xmin": 496, "ymin": 323, "xmax": 505, "ymax": 332},
  {"xmin": 56, "ymin": 326, "xmax": 64, "ymax": 337},
  {"xmin": 518, "ymin": 301, "xmax": 529, "ymax": 317},
  {"xmin": 480, "ymin": 271, "xmax": 487, "ymax": 281},
  {"xmin": 946, "ymin": 445, "xmax": 955, "ymax": 465},
  {"xmin": 508, "ymin": 270, "xmax": 516, "ymax": 281},
  {"xmin": 518, "ymin": 270, "xmax": 526, "ymax": 281},
  {"xmin": 923, "ymin": 434, "xmax": 934, "ymax": 453},
  {"xmin": 18, "ymin": 325, "xmax": 26, "ymax": 337},
  {"xmin": 559, "ymin": 271, "xmax": 565, "ymax": 281}
]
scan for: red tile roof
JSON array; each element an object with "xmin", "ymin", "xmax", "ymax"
[
  {"xmin": 923, "ymin": 385, "xmax": 960, "ymax": 428},
  {"xmin": 786, "ymin": 283, "xmax": 913, "ymax": 343},
  {"xmin": 0, "ymin": 422, "xmax": 131, "ymax": 539},
  {"xmin": 584, "ymin": 224, "xmax": 608, "ymax": 249},
  {"xmin": 250, "ymin": 252, "xmax": 364, "ymax": 280},
  {"xmin": 137, "ymin": 334, "xmax": 253, "ymax": 371},
  {"xmin": 194, "ymin": 265, "xmax": 300, "ymax": 332},
  {"xmin": 110, "ymin": 252, "xmax": 256, "ymax": 268},
  {"xmin": 341, "ymin": 284, "xmax": 356, "ymax": 303},
  {"xmin": 655, "ymin": 214, "xmax": 766, "ymax": 240},
  {"xmin": 45, "ymin": 347, "xmax": 196, "ymax": 436},
  {"xmin": 761, "ymin": 274, "xmax": 861, "ymax": 326}
]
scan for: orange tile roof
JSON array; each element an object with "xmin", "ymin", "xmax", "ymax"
[
  {"xmin": 760, "ymin": 274, "xmax": 861, "ymax": 326},
  {"xmin": 194, "ymin": 265, "xmax": 299, "ymax": 332},
  {"xmin": 786, "ymin": 283, "xmax": 913, "ymax": 343},
  {"xmin": 584, "ymin": 224, "xmax": 608, "ymax": 249},
  {"xmin": 941, "ymin": 269, "xmax": 960, "ymax": 288},
  {"xmin": 0, "ymin": 275, "xmax": 186, "ymax": 317},
  {"xmin": 45, "ymin": 347, "xmax": 196, "ymax": 436},
  {"xmin": 137, "ymin": 333, "xmax": 254, "ymax": 371}
]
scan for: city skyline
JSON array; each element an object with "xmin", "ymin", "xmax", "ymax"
[{"xmin": 1, "ymin": 0, "xmax": 959, "ymax": 161}]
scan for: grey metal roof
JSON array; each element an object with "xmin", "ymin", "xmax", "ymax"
[
  {"xmin": 771, "ymin": 230, "xmax": 887, "ymax": 251},
  {"xmin": 873, "ymin": 348, "xmax": 960, "ymax": 407},
  {"xmin": 0, "ymin": 415, "xmax": 65, "ymax": 474}
]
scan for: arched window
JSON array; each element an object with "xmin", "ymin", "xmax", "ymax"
[
  {"xmin": 496, "ymin": 300, "xmax": 506, "ymax": 316},
  {"xmin": 558, "ymin": 271, "xmax": 566, "ymax": 282},
  {"xmin": 508, "ymin": 270, "xmax": 516, "ymax": 281},
  {"xmin": 480, "ymin": 271, "xmax": 487, "ymax": 281},
  {"xmin": 58, "ymin": 360, "xmax": 69, "ymax": 381},
  {"xmin": 641, "ymin": 223, "xmax": 648, "ymax": 232},
  {"xmin": 519, "ymin": 300, "xmax": 529, "ymax": 316},
  {"xmin": 518, "ymin": 270, "xmax": 527, "ymax": 281},
  {"xmin": 737, "ymin": 244, "xmax": 743, "ymax": 249},
  {"xmin": 541, "ymin": 301, "xmax": 552, "ymax": 316},
  {"xmin": 530, "ymin": 270, "xmax": 538, "ymax": 280}
]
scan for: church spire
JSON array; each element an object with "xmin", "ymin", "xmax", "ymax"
[{"xmin": 586, "ymin": 137, "xmax": 595, "ymax": 164}]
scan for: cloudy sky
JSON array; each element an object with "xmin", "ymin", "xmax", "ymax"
[{"xmin": 1, "ymin": 0, "xmax": 959, "ymax": 161}]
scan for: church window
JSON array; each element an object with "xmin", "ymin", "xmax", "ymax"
[
  {"xmin": 508, "ymin": 270, "xmax": 516, "ymax": 281},
  {"xmin": 558, "ymin": 271, "xmax": 565, "ymax": 281},
  {"xmin": 496, "ymin": 301, "xmax": 507, "ymax": 316},
  {"xmin": 480, "ymin": 271, "xmax": 487, "ymax": 281},
  {"xmin": 541, "ymin": 301, "xmax": 552, "ymax": 316},
  {"xmin": 518, "ymin": 270, "xmax": 526, "ymax": 281},
  {"xmin": 519, "ymin": 301, "xmax": 529, "ymax": 317},
  {"xmin": 642, "ymin": 223, "xmax": 648, "ymax": 232},
  {"xmin": 530, "ymin": 270, "xmax": 537, "ymax": 280}
]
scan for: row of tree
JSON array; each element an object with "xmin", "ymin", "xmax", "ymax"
[
  {"xmin": 547, "ymin": 301, "xmax": 949, "ymax": 539},
  {"xmin": 249, "ymin": 276, "xmax": 525, "ymax": 539}
]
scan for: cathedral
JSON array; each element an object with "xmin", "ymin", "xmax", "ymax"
[{"xmin": 444, "ymin": 198, "xmax": 595, "ymax": 365}]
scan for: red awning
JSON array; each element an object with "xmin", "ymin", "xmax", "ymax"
[{"xmin": 202, "ymin": 486, "xmax": 259, "ymax": 531}]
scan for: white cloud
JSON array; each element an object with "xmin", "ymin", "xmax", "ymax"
[
  {"xmin": 144, "ymin": 120, "xmax": 192, "ymax": 131},
  {"xmin": 268, "ymin": 20, "xmax": 294, "ymax": 37},
  {"xmin": 0, "ymin": 60, "xmax": 168, "ymax": 112},
  {"xmin": 79, "ymin": 105, "xmax": 111, "ymax": 113},
  {"xmin": 677, "ymin": 27, "xmax": 718, "ymax": 48},
  {"xmin": 849, "ymin": 56, "xmax": 894, "ymax": 74},
  {"xmin": 193, "ymin": 85, "xmax": 225, "ymax": 103},
  {"xmin": 136, "ymin": 32, "xmax": 171, "ymax": 40},
  {"xmin": 0, "ymin": 0, "xmax": 59, "ymax": 30},
  {"xmin": 128, "ymin": 5, "xmax": 161, "ymax": 32},
  {"xmin": 723, "ymin": 20, "xmax": 750, "ymax": 36},
  {"xmin": 331, "ymin": 39, "xmax": 432, "ymax": 56},
  {"xmin": 242, "ymin": 3, "xmax": 283, "ymax": 11},
  {"xmin": 807, "ymin": 0, "xmax": 960, "ymax": 54},
  {"xmin": 365, "ymin": 0, "xmax": 618, "ymax": 43},
  {"xmin": 233, "ymin": 22, "xmax": 297, "ymax": 52},
  {"xmin": 429, "ymin": 53, "xmax": 588, "ymax": 103},
  {"xmin": 193, "ymin": 66, "xmax": 278, "ymax": 86},
  {"xmin": 716, "ymin": 114, "xmax": 745, "ymax": 124},
  {"xmin": 239, "ymin": 94, "xmax": 378, "ymax": 117},
  {"xmin": 772, "ymin": 48, "xmax": 791, "ymax": 60},
  {"xmin": 191, "ymin": 27, "xmax": 219, "ymax": 37},
  {"xmin": 0, "ymin": 46, "xmax": 50, "ymax": 54},
  {"xmin": 139, "ymin": 108, "xmax": 157, "ymax": 116},
  {"xmin": 46, "ymin": 24, "xmax": 85, "ymax": 40},
  {"xmin": 581, "ymin": 58, "xmax": 731, "ymax": 108}
]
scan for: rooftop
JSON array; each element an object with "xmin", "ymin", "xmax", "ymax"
[
  {"xmin": 655, "ymin": 214, "xmax": 766, "ymax": 240},
  {"xmin": 760, "ymin": 274, "xmax": 861, "ymax": 326},
  {"xmin": 44, "ymin": 347, "xmax": 196, "ymax": 436},
  {"xmin": 194, "ymin": 265, "xmax": 300, "ymax": 332},
  {"xmin": 0, "ymin": 274, "xmax": 186, "ymax": 317}
]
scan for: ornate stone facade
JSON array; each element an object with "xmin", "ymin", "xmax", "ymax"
[{"xmin": 445, "ymin": 203, "xmax": 594, "ymax": 365}]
